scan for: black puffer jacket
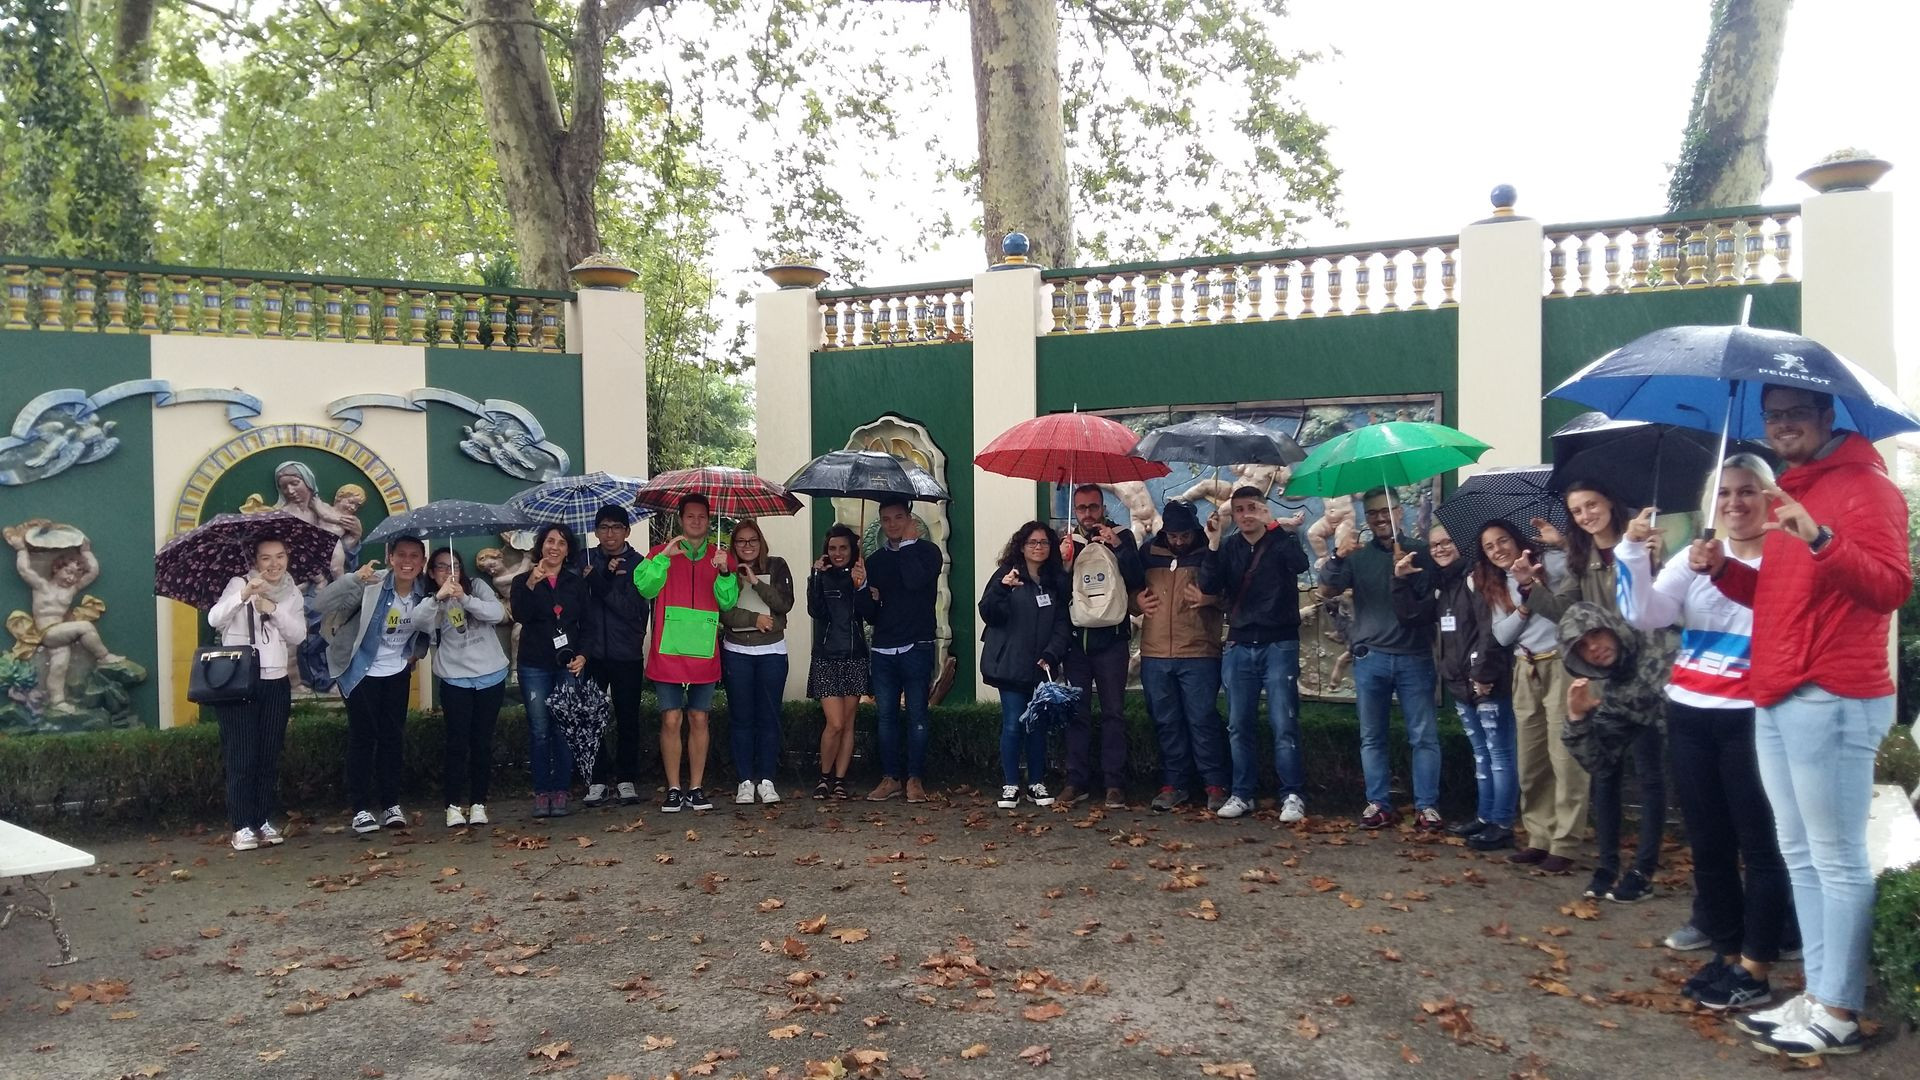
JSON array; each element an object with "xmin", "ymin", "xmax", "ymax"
[
  {"xmin": 1558, "ymin": 601, "xmax": 1669, "ymax": 773},
  {"xmin": 582, "ymin": 542, "xmax": 649, "ymax": 662},
  {"xmin": 807, "ymin": 564, "xmax": 876, "ymax": 660},
  {"xmin": 1392, "ymin": 555, "xmax": 1509, "ymax": 702},
  {"xmin": 978, "ymin": 566, "xmax": 1072, "ymax": 691}
]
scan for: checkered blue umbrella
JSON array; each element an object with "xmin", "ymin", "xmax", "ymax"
[{"xmin": 508, "ymin": 472, "xmax": 649, "ymax": 534}]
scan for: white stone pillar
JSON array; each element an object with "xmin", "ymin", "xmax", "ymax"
[
  {"xmin": 754, "ymin": 287, "xmax": 825, "ymax": 699},
  {"xmin": 969, "ymin": 265, "xmax": 1044, "ymax": 697},
  {"xmin": 1456, "ymin": 188, "xmax": 1546, "ymax": 469},
  {"xmin": 572, "ymin": 288, "xmax": 649, "ymax": 477}
]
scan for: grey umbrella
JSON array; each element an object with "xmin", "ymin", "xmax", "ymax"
[
  {"xmin": 1131, "ymin": 415, "xmax": 1307, "ymax": 467},
  {"xmin": 361, "ymin": 499, "xmax": 538, "ymax": 551},
  {"xmin": 784, "ymin": 450, "xmax": 949, "ymax": 504}
]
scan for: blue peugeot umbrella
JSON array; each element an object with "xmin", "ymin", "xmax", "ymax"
[{"xmin": 1547, "ymin": 316, "xmax": 1919, "ymax": 533}]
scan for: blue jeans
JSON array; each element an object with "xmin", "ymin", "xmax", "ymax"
[
  {"xmin": 1753, "ymin": 685, "xmax": 1894, "ymax": 1012},
  {"xmin": 1456, "ymin": 695, "xmax": 1518, "ymax": 826},
  {"xmin": 1355, "ymin": 649, "xmax": 1440, "ymax": 809},
  {"xmin": 870, "ymin": 643, "xmax": 934, "ymax": 780},
  {"xmin": 997, "ymin": 686, "xmax": 1046, "ymax": 786},
  {"xmin": 520, "ymin": 666, "xmax": 576, "ymax": 794},
  {"xmin": 1140, "ymin": 657, "xmax": 1228, "ymax": 791},
  {"xmin": 1221, "ymin": 640, "xmax": 1300, "ymax": 801},
  {"xmin": 724, "ymin": 650, "xmax": 787, "ymax": 782}
]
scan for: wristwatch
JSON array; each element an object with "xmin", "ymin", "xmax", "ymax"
[{"xmin": 1810, "ymin": 525, "xmax": 1834, "ymax": 553}]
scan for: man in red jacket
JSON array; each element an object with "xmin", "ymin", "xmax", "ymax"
[{"xmin": 1691, "ymin": 384, "xmax": 1912, "ymax": 1059}]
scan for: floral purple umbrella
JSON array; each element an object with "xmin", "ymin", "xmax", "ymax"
[
  {"xmin": 547, "ymin": 674, "xmax": 613, "ymax": 780},
  {"xmin": 154, "ymin": 511, "xmax": 340, "ymax": 609}
]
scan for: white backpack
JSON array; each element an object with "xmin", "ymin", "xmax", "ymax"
[{"xmin": 1070, "ymin": 541, "xmax": 1128, "ymax": 628}]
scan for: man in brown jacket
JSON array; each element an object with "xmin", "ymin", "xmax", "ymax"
[{"xmin": 1131, "ymin": 500, "xmax": 1230, "ymax": 812}]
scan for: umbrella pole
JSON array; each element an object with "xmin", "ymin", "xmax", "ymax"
[{"xmin": 1701, "ymin": 384, "xmax": 1737, "ymax": 540}]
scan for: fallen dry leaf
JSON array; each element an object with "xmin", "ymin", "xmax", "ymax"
[
  {"xmin": 1018, "ymin": 1044, "xmax": 1052, "ymax": 1067},
  {"xmin": 1294, "ymin": 1015, "xmax": 1320, "ymax": 1040},
  {"xmin": 1400, "ymin": 1045, "xmax": 1421, "ymax": 1064},
  {"xmin": 768, "ymin": 1024, "xmax": 804, "ymax": 1039},
  {"xmin": 257, "ymin": 1049, "xmax": 287, "ymax": 1063},
  {"xmin": 758, "ymin": 897, "xmax": 786, "ymax": 913},
  {"xmin": 797, "ymin": 915, "xmax": 830, "ymax": 935},
  {"xmin": 1560, "ymin": 899, "xmax": 1601, "ymax": 921},
  {"xmin": 641, "ymin": 1034, "xmax": 676, "ymax": 1051},
  {"xmin": 1201, "ymin": 1064, "xmax": 1256, "ymax": 1079},
  {"xmin": 829, "ymin": 927, "xmax": 870, "ymax": 944},
  {"xmin": 1022, "ymin": 1001, "xmax": 1065, "ymax": 1022},
  {"xmin": 527, "ymin": 1040, "xmax": 572, "ymax": 1061},
  {"xmin": 960, "ymin": 1043, "xmax": 990, "ymax": 1060}
]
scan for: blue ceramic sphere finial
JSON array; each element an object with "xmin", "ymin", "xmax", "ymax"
[
  {"xmin": 1490, "ymin": 185, "xmax": 1518, "ymax": 215},
  {"xmin": 1003, "ymin": 232, "xmax": 1031, "ymax": 259}
]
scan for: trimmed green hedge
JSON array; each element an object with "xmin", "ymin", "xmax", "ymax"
[
  {"xmin": 1874, "ymin": 862, "xmax": 1920, "ymax": 1027},
  {"xmin": 0, "ymin": 692, "xmax": 1482, "ymax": 824}
]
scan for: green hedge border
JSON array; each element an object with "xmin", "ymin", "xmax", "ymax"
[{"xmin": 0, "ymin": 694, "xmax": 1482, "ymax": 824}]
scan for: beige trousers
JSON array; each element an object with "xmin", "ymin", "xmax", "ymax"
[{"xmin": 1512, "ymin": 652, "xmax": 1589, "ymax": 857}]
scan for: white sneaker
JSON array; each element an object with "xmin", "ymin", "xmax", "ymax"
[
  {"xmin": 735, "ymin": 780, "xmax": 757, "ymax": 804},
  {"xmin": 583, "ymin": 783, "xmax": 609, "ymax": 807},
  {"xmin": 468, "ymin": 804, "xmax": 490, "ymax": 825},
  {"xmin": 257, "ymin": 822, "xmax": 285, "ymax": 846},
  {"xmin": 382, "ymin": 805, "xmax": 406, "ymax": 829},
  {"xmin": 351, "ymin": 810, "xmax": 380, "ymax": 834},
  {"xmin": 1216, "ymin": 795, "xmax": 1252, "ymax": 819},
  {"xmin": 230, "ymin": 827, "xmax": 259, "ymax": 851},
  {"xmin": 998, "ymin": 785, "xmax": 1020, "ymax": 809},
  {"xmin": 1026, "ymin": 783, "xmax": 1055, "ymax": 807},
  {"xmin": 1279, "ymin": 794, "xmax": 1306, "ymax": 823},
  {"xmin": 758, "ymin": 780, "xmax": 781, "ymax": 804},
  {"xmin": 1735, "ymin": 993, "xmax": 1812, "ymax": 1038},
  {"xmin": 617, "ymin": 782, "xmax": 640, "ymax": 805},
  {"xmin": 1756, "ymin": 1009, "xmax": 1862, "ymax": 1058},
  {"xmin": 445, "ymin": 804, "xmax": 468, "ymax": 827}
]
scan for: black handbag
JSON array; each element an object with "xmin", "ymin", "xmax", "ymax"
[{"xmin": 189, "ymin": 602, "xmax": 262, "ymax": 705}]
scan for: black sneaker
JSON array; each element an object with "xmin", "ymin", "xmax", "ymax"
[
  {"xmin": 685, "ymin": 786, "xmax": 714, "ymax": 811},
  {"xmin": 1606, "ymin": 868, "xmax": 1653, "ymax": 903},
  {"xmin": 1583, "ymin": 868, "xmax": 1615, "ymax": 899},
  {"xmin": 1446, "ymin": 817, "xmax": 1488, "ymax": 838},
  {"xmin": 1467, "ymin": 823, "xmax": 1514, "ymax": 851},
  {"xmin": 1682, "ymin": 956, "xmax": 1731, "ymax": 1000},
  {"xmin": 661, "ymin": 787, "xmax": 684, "ymax": 813},
  {"xmin": 1696, "ymin": 964, "xmax": 1772, "ymax": 1012}
]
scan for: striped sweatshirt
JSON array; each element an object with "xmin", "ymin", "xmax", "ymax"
[{"xmin": 1615, "ymin": 539, "xmax": 1758, "ymax": 709}]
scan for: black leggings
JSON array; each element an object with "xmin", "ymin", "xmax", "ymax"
[
  {"xmin": 216, "ymin": 678, "xmax": 292, "ymax": 829},
  {"xmin": 441, "ymin": 679, "xmax": 505, "ymax": 806}
]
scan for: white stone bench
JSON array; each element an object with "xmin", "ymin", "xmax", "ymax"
[
  {"xmin": 0, "ymin": 818, "xmax": 96, "ymax": 966},
  {"xmin": 1867, "ymin": 783, "xmax": 1920, "ymax": 878}
]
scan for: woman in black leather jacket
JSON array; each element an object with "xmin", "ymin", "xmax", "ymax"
[{"xmin": 806, "ymin": 525, "xmax": 876, "ymax": 799}]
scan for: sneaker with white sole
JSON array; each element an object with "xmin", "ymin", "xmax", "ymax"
[
  {"xmin": 686, "ymin": 787, "xmax": 714, "ymax": 811},
  {"xmin": 351, "ymin": 810, "xmax": 380, "ymax": 834},
  {"xmin": 1216, "ymin": 795, "xmax": 1252, "ymax": 819},
  {"xmin": 231, "ymin": 827, "xmax": 259, "ymax": 851},
  {"xmin": 661, "ymin": 788, "xmax": 683, "ymax": 813},
  {"xmin": 468, "ymin": 804, "xmax": 489, "ymax": 825},
  {"xmin": 382, "ymin": 805, "xmax": 406, "ymax": 829},
  {"xmin": 1696, "ymin": 964, "xmax": 1772, "ymax": 1012},
  {"xmin": 583, "ymin": 783, "xmax": 609, "ymax": 807},
  {"xmin": 1755, "ymin": 1010, "xmax": 1862, "ymax": 1058},
  {"xmin": 1734, "ymin": 993, "xmax": 1811, "ymax": 1038},
  {"xmin": 257, "ymin": 822, "xmax": 285, "ymax": 846},
  {"xmin": 617, "ymin": 782, "xmax": 640, "ymax": 805},
  {"xmin": 998, "ymin": 785, "xmax": 1020, "ymax": 809},
  {"xmin": 446, "ymin": 804, "xmax": 468, "ymax": 828},
  {"xmin": 1665, "ymin": 923, "xmax": 1711, "ymax": 951},
  {"xmin": 758, "ymin": 780, "xmax": 781, "ymax": 804},
  {"xmin": 735, "ymin": 780, "xmax": 756, "ymax": 804},
  {"xmin": 1026, "ymin": 783, "xmax": 1055, "ymax": 807},
  {"xmin": 1279, "ymin": 794, "xmax": 1306, "ymax": 823}
]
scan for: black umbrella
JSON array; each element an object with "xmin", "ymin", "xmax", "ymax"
[
  {"xmin": 546, "ymin": 673, "xmax": 612, "ymax": 781},
  {"xmin": 1132, "ymin": 415, "xmax": 1307, "ymax": 467},
  {"xmin": 361, "ymin": 499, "xmax": 538, "ymax": 551},
  {"xmin": 784, "ymin": 450, "xmax": 949, "ymax": 503},
  {"xmin": 1548, "ymin": 413, "xmax": 1724, "ymax": 514},
  {"xmin": 1433, "ymin": 467, "xmax": 1569, "ymax": 549}
]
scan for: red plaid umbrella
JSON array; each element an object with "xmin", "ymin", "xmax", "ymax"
[
  {"xmin": 635, "ymin": 467, "xmax": 802, "ymax": 518},
  {"xmin": 974, "ymin": 412, "xmax": 1170, "ymax": 485}
]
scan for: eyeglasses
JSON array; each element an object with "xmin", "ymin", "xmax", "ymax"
[
  {"xmin": 1023, "ymin": 538, "xmax": 1052, "ymax": 547},
  {"xmin": 1430, "ymin": 540, "xmax": 1456, "ymax": 550},
  {"xmin": 1072, "ymin": 503, "xmax": 1103, "ymax": 513},
  {"xmin": 1761, "ymin": 405, "xmax": 1821, "ymax": 425},
  {"xmin": 595, "ymin": 521, "xmax": 628, "ymax": 530},
  {"xmin": 735, "ymin": 537, "xmax": 762, "ymax": 546}
]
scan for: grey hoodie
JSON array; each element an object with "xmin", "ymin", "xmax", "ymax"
[
  {"xmin": 410, "ymin": 578, "xmax": 510, "ymax": 683},
  {"xmin": 1557, "ymin": 601, "xmax": 1669, "ymax": 773}
]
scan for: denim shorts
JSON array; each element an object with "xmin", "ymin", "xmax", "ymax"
[{"xmin": 654, "ymin": 679, "xmax": 716, "ymax": 714}]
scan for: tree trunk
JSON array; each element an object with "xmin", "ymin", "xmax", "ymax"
[
  {"xmin": 970, "ymin": 0, "xmax": 1073, "ymax": 269},
  {"xmin": 109, "ymin": 0, "xmax": 157, "ymax": 119},
  {"xmin": 1667, "ymin": 0, "xmax": 1793, "ymax": 211}
]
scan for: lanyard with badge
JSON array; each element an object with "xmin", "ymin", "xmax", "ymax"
[{"xmin": 544, "ymin": 576, "xmax": 571, "ymax": 656}]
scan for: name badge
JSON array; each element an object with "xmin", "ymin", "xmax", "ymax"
[
  {"xmin": 1034, "ymin": 592, "xmax": 1053, "ymax": 608},
  {"xmin": 1440, "ymin": 615, "xmax": 1457, "ymax": 633},
  {"xmin": 385, "ymin": 607, "xmax": 403, "ymax": 632},
  {"xmin": 448, "ymin": 607, "xmax": 467, "ymax": 632},
  {"xmin": 551, "ymin": 630, "xmax": 570, "ymax": 651}
]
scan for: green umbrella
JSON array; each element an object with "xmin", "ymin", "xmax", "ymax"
[{"xmin": 1283, "ymin": 421, "xmax": 1492, "ymax": 498}]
